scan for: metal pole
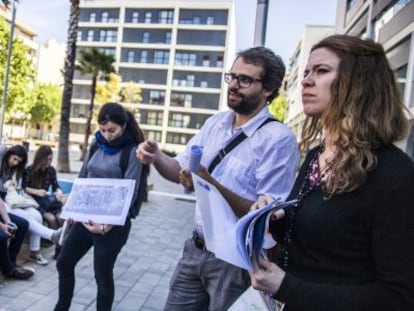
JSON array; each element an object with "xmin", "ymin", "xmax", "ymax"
[
  {"xmin": 0, "ymin": 0, "xmax": 17, "ymax": 141},
  {"xmin": 253, "ymin": 0, "xmax": 269, "ymax": 46}
]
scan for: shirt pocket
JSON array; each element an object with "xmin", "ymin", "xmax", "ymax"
[{"xmin": 221, "ymin": 156, "xmax": 255, "ymax": 197}]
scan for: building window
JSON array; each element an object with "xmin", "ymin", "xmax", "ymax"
[
  {"xmin": 99, "ymin": 30, "xmax": 117, "ymax": 42},
  {"xmin": 396, "ymin": 64, "xmax": 408, "ymax": 101},
  {"xmin": 102, "ymin": 12, "xmax": 109, "ymax": 23},
  {"xmin": 175, "ymin": 53, "xmax": 196, "ymax": 66},
  {"xmin": 165, "ymin": 32, "xmax": 172, "ymax": 44},
  {"xmin": 77, "ymin": 30, "xmax": 82, "ymax": 41},
  {"xmin": 166, "ymin": 133, "xmax": 192, "ymax": 145},
  {"xmin": 200, "ymin": 81, "xmax": 208, "ymax": 88},
  {"xmin": 216, "ymin": 56, "xmax": 223, "ymax": 67},
  {"xmin": 159, "ymin": 10, "xmax": 173, "ymax": 24},
  {"xmin": 127, "ymin": 51, "xmax": 135, "ymax": 62},
  {"xmin": 132, "ymin": 11, "xmax": 139, "ymax": 23},
  {"xmin": 89, "ymin": 13, "xmax": 96, "ymax": 22},
  {"xmin": 99, "ymin": 48, "xmax": 115, "ymax": 56},
  {"xmin": 154, "ymin": 51, "xmax": 169, "ymax": 64},
  {"xmin": 144, "ymin": 130, "xmax": 162, "ymax": 142},
  {"xmin": 207, "ymin": 16, "xmax": 214, "ymax": 25},
  {"xmin": 202, "ymin": 55, "xmax": 210, "ymax": 67},
  {"xmin": 346, "ymin": 0, "xmax": 357, "ymax": 11},
  {"xmin": 186, "ymin": 75, "xmax": 195, "ymax": 87},
  {"xmin": 140, "ymin": 51, "xmax": 148, "ymax": 63},
  {"xmin": 193, "ymin": 16, "xmax": 201, "ymax": 24},
  {"xmin": 171, "ymin": 93, "xmax": 192, "ymax": 107},
  {"xmin": 147, "ymin": 111, "xmax": 163, "ymax": 125},
  {"xmin": 145, "ymin": 12, "xmax": 152, "ymax": 23},
  {"xmin": 143, "ymin": 32, "xmax": 150, "ymax": 43},
  {"xmin": 169, "ymin": 113, "xmax": 191, "ymax": 128},
  {"xmin": 87, "ymin": 30, "xmax": 94, "ymax": 41},
  {"xmin": 149, "ymin": 91, "xmax": 165, "ymax": 105}
]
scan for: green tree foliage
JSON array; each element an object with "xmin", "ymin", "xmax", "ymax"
[
  {"xmin": 76, "ymin": 47, "xmax": 115, "ymax": 160},
  {"xmin": 29, "ymin": 84, "xmax": 62, "ymax": 125},
  {"xmin": 0, "ymin": 19, "xmax": 35, "ymax": 119},
  {"xmin": 95, "ymin": 72, "xmax": 121, "ymax": 104},
  {"xmin": 120, "ymin": 81, "xmax": 142, "ymax": 104},
  {"xmin": 268, "ymin": 94, "xmax": 287, "ymax": 122}
]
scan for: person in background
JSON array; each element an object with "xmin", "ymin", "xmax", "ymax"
[
  {"xmin": 23, "ymin": 145, "xmax": 64, "ymax": 259},
  {"xmin": 249, "ymin": 34, "xmax": 414, "ymax": 310},
  {"xmin": 0, "ymin": 145, "xmax": 61, "ymax": 266},
  {"xmin": 54, "ymin": 102, "xmax": 148, "ymax": 311},
  {"xmin": 0, "ymin": 199, "xmax": 33, "ymax": 280},
  {"xmin": 137, "ymin": 47, "xmax": 299, "ymax": 310}
]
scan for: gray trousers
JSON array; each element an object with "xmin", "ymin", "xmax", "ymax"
[{"xmin": 164, "ymin": 237, "xmax": 250, "ymax": 311}]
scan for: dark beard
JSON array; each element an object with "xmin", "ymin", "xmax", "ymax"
[{"xmin": 227, "ymin": 91, "xmax": 262, "ymax": 115}]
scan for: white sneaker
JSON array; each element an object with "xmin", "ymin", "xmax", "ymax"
[{"xmin": 29, "ymin": 253, "xmax": 48, "ymax": 265}]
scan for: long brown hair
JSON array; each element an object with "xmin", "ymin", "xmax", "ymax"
[
  {"xmin": 29, "ymin": 145, "xmax": 53, "ymax": 188},
  {"xmin": 301, "ymin": 34, "xmax": 410, "ymax": 194},
  {"xmin": 1, "ymin": 145, "xmax": 28, "ymax": 181}
]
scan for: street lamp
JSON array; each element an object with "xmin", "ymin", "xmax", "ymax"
[{"xmin": 0, "ymin": 0, "xmax": 18, "ymax": 141}]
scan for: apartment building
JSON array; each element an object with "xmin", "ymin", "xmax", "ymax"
[
  {"xmin": 72, "ymin": 0, "xmax": 236, "ymax": 152},
  {"xmin": 336, "ymin": 0, "xmax": 414, "ymax": 157},
  {"xmin": 284, "ymin": 25, "xmax": 334, "ymax": 139}
]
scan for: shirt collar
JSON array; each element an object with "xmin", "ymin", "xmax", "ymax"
[{"xmin": 229, "ymin": 106, "xmax": 274, "ymax": 137}]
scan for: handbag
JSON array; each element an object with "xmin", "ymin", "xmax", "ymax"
[
  {"xmin": 4, "ymin": 179, "xmax": 39, "ymax": 209},
  {"xmin": 32, "ymin": 193, "xmax": 63, "ymax": 214}
]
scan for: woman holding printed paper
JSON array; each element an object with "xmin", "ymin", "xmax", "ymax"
[
  {"xmin": 249, "ymin": 35, "xmax": 414, "ymax": 310},
  {"xmin": 55, "ymin": 103, "xmax": 148, "ymax": 311}
]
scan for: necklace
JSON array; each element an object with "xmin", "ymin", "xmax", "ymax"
[{"xmin": 280, "ymin": 146, "xmax": 324, "ymax": 268}]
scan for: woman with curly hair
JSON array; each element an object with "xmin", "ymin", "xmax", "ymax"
[{"xmin": 249, "ymin": 34, "xmax": 414, "ymax": 310}]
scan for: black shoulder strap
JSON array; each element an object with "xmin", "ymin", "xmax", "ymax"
[{"xmin": 207, "ymin": 117, "xmax": 276, "ymax": 173}]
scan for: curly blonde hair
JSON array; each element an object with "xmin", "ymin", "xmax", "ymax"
[{"xmin": 301, "ymin": 35, "xmax": 410, "ymax": 195}]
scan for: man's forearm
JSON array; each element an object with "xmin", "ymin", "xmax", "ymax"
[{"xmin": 153, "ymin": 153, "xmax": 181, "ymax": 183}]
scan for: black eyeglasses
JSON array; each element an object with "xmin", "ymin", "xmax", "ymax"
[{"xmin": 224, "ymin": 72, "xmax": 262, "ymax": 88}]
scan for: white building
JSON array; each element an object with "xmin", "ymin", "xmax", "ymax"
[
  {"xmin": 284, "ymin": 25, "xmax": 334, "ymax": 139},
  {"xmin": 72, "ymin": 0, "xmax": 237, "ymax": 152},
  {"xmin": 36, "ymin": 39, "xmax": 66, "ymax": 86}
]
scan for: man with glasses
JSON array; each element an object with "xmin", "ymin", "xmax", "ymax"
[{"xmin": 136, "ymin": 47, "xmax": 299, "ymax": 310}]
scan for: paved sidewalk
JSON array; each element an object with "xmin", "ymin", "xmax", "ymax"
[{"xmin": 0, "ymin": 147, "xmax": 196, "ymax": 310}]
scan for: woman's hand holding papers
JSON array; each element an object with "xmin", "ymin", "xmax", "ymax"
[
  {"xmin": 83, "ymin": 220, "xmax": 113, "ymax": 235},
  {"xmin": 251, "ymin": 195, "xmax": 285, "ymax": 221},
  {"xmin": 250, "ymin": 254, "xmax": 286, "ymax": 296}
]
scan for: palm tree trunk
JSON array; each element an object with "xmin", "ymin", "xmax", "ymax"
[
  {"xmin": 80, "ymin": 74, "xmax": 97, "ymax": 161},
  {"xmin": 57, "ymin": 0, "xmax": 80, "ymax": 172}
]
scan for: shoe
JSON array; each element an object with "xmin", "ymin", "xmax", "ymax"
[
  {"xmin": 6, "ymin": 267, "xmax": 34, "ymax": 280},
  {"xmin": 51, "ymin": 228, "xmax": 63, "ymax": 245},
  {"xmin": 29, "ymin": 253, "xmax": 49, "ymax": 265}
]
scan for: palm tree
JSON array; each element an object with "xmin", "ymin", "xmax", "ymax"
[
  {"xmin": 76, "ymin": 47, "xmax": 115, "ymax": 161},
  {"xmin": 57, "ymin": 0, "xmax": 80, "ymax": 173}
]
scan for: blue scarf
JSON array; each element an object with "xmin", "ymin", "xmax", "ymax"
[{"xmin": 94, "ymin": 130, "xmax": 135, "ymax": 155}]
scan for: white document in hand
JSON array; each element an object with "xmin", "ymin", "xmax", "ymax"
[
  {"xmin": 192, "ymin": 173, "xmax": 297, "ymax": 271},
  {"xmin": 192, "ymin": 173, "xmax": 248, "ymax": 269}
]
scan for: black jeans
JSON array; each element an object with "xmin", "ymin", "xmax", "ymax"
[
  {"xmin": 54, "ymin": 219, "xmax": 131, "ymax": 311},
  {"xmin": 0, "ymin": 213, "xmax": 29, "ymax": 275}
]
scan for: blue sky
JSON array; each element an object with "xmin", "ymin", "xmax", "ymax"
[{"xmin": 15, "ymin": 0, "xmax": 337, "ymax": 65}]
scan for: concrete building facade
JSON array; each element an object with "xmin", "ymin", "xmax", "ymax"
[
  {"xmin": 335, "ymin": 0, "xmax": 414, "ymax": 157},
  {"xmin": 284, "ymin": 25, "xmax": 334, "ymax": 139},
  {"xmin": 72, "ymin": 0, "xmax": 236, "ymax": 152}
]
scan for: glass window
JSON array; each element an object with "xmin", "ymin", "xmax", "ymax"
[
  {"xmin": 193, "ymin": 16, "xmax": 201, "ymax": 24},
  {"xmin": 89, "ymin": 13, "xmax": 96, "ymax": 22},
  {"xmin": 140, "ymin": 51, "xmax": 148, "ymax": 63},
  {"xmin": 143, "ymin": 32, "xmax": 150, "ymax": 43},
  {"xmin": 207, "ymin": 16, "xmax": 214, "ymax": 25},
  {"xmin": 149, "ymin": 90, "xmax": 165, "ymax": 105},
  {"xmin": 87, "ymin": 30, "xmax": 94, "ymax": 41},
  {"xmin": 145, "ymin": 12, "xmax": 152, "ymax": 23},
  {"xmin": 77, "ymin": 30, "xmax": 82, "ymax": 41},
  {"xmin": 132, "ymin": 11, "xmax": 139, "ymax": 23},
  {"xmin": 127, "ymin": 51, "xmax": 135, "ymax": 62},
  {"xmin": 102, "ymin": 12, "xmax": 109, "ymax": 23},
  {"xmin": 154, "ymin": 51, "xmax": 169, "ymax": 64},
  {"xmin": 165, "ymin": 32, "xmax": 172, "ymax": 44},
  {"xmin": 159, "ymin": 11, "xmax": 173, "ymax": 24}
]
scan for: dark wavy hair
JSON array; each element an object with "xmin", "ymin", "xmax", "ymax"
[
  {"xmin": 236, "ymin": 46, "xmax": 286, "ymax": 102},
  {"xmin": 301, "ymin": 34, "xmax": 410, "ymax": 194},
  {"xmin": 98, "ymin": 102, "xmax": 149, "ymax": 177},
  {"xmin": 1, "ymin": 145, "xmax": 28, "ymax": 181}
]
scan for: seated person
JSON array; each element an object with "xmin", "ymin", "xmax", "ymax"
[
  {"xmin": 0, "ymin": 199, "xmax": 34, "ymax": 280},
  {"xmin": 23, "ymin": 145, "xmax": 64, "ymax": 229}
]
